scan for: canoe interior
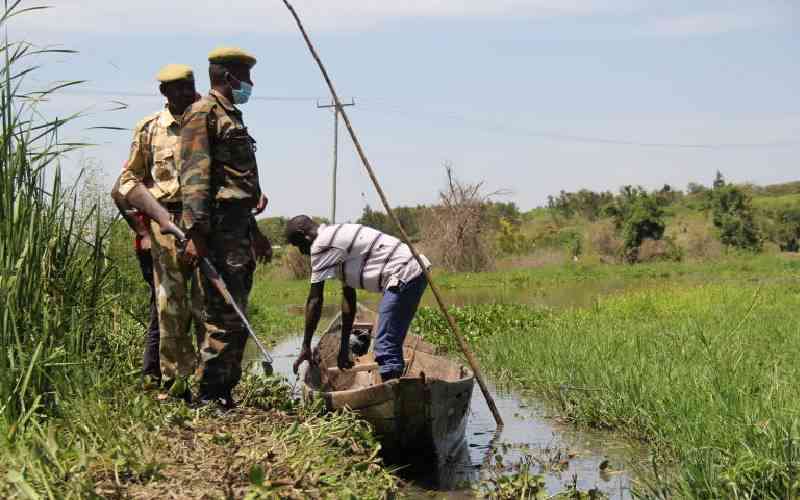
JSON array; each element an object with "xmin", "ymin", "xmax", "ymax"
[{"xmin": 303, "ymin": 305, "xmax": 474, "ymax": 459}]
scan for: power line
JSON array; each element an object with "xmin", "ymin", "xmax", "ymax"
[
  {"xmin": 58, "ymin": 88, "xmax": 322, "ymax": 102},
  {"xmin": 355, "ymin": 100, "xmax": 800, "ymax": 150},
  {"xmin": 51, "ymin": 89, "xmax": 800, "ymax": 150}
]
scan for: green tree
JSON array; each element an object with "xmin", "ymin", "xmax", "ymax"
[
  {"xmin": 765, "ymin": 207, "xmax": 800, "ymax": 252},
  {"xmin": 709, "ymin": 183, "xmax": 761, "ymax": 251},
  {"xmin": 356, "ymin": 205, "xmax": 392, "ymax": 234},
  {"xmin": 256, "ymin": 216, "xmax": 288, "ymax": 246},
  {"xmin": 604, "ymin": 186, "xmax": 666, "ymax": 262},
  {"xmin": 356, "ymin": 204, "xmax": 424, "ymax": 240}
]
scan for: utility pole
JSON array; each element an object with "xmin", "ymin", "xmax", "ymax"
[{"xmin": 317, "ymin": 98, "xmax": 355, "ymax": 223}]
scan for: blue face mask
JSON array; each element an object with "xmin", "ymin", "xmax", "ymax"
[{"xmin": 230, "ymin": 77, "xmax": 252, "ymax": 105}]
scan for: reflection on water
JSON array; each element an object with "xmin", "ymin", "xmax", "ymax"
[{"xmin": 245, "ymin": 335, "xmax": 638, "ymax": 498}]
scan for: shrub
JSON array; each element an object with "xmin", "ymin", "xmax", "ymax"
[
  {"xmin": 356, "ymin": 204, "xmax": 423, "ymax": 240},
  {"xmin": 496, "ymin": 217, "xmax": 532, "ymax": 256},
  {"xmin": 256, "ymin": 216, "xmax": 288, "ymax": 246},
  {"xmin": 603, "ymin": 186, "xmax": 666, "ymax": 262},
  {"xmin": 546, "ymin": 189, "xmax": 614, "ymax": 220},
  {"xmin": 762, "ymin": 207, "xmax": 800, "ymax": 252},
  {"xmin": 709, "ymin": 176, "xmax": 762, "ymax": 251}
]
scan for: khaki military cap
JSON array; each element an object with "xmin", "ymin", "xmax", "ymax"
[
  {"xmin": 156, "ymin": 64, "xmax": 194, "ymax": 83},
  {"xmin": 208, "ymin": 47, "xmax": 257, "ymax": 68}
]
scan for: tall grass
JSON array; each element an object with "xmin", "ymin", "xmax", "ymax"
[
  {"xmin": 0, "ymin": 4, "xmax": 113, "ymax": 425},
  {"xmin": 414, "ymin": 280, "xmax": 800, "ymax": 498}
]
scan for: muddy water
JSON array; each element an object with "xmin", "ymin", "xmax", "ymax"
[{"xmin": 245, "ymin": 334, "xmax": 639, "ymax": 498}]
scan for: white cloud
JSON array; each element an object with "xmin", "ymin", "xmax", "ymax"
[
  {"xmin": 642, "ymin": 10, "xmax": 780, "ymax": 37},
  {"xmin": 11, "ymin": 0, "xmax": 632, "ymax": 35}
]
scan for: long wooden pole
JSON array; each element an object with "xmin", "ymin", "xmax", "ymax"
[{"xmin": 281, "ymin": 0, "xmax": 503, "ymax": 427}]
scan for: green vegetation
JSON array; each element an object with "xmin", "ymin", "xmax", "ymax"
[{"xmin": 413, "ymin": 255, "xmax": 800, "ymax": 498}]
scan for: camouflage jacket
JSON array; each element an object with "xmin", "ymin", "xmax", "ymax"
[
  {"xmin": 180, "ymin": 89, "xmax": 261, "ymax": 235},
  {"xmin": 118, "ymin": 107, "xmax": 183, "ymax": 203}
]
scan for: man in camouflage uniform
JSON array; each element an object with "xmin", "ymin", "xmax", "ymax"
[
  {"xmin": 116, "ymin": 64, "xmax": 201, "ymax": 400},
  {"xmin": 180, "ymin": 47, "xmax": 267, "ymax": 408}
]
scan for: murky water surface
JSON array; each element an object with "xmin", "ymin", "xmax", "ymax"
[{"xmin": 245, "ymin": 333, "xmax": 639, "ymax": 498}]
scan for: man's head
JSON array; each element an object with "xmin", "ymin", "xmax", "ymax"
[
  {"xmin": 285, "ymin": 215, "xmax": 319, "ymax": 255},
  {"xmin": 156, "ymin": 64, "xmax": 197, "ymax": 116},
  {"xmin": 207, "ymin": 47, "xmax": 257, "ymax": 105}
]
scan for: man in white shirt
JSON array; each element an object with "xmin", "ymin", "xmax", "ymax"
[{"xmin": 286, "ymin": 215, "xmax": 430, "ymax": 381}]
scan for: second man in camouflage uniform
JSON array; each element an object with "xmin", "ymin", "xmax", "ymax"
[{"xmin": 180, "ymin": 47, "xmax": 266, "ymax": 407}]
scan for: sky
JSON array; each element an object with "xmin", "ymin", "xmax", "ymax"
[{"xmin": 10, "ymin": 0, "xmax": 800, "ymax": 221}]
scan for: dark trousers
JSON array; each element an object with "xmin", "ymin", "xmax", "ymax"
[
  {"xmin": 137, "ymin": 250, "xmax": 161, "ymax": 380},
  {"xmin": 195, "ymin": 208, "xmax": 255, "ymax": 398},
  {"xmin": 374, "ymin": 274, "xmax": 428, "ymax": 377}
]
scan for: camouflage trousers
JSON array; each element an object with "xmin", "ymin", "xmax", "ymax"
[
  {"xmin": 149, "ymin": 215, "xmax": 203, "ymax": 383},
  {"xmin": 195, "ymin": 207, "xmax": 255, "ymax": 398}
]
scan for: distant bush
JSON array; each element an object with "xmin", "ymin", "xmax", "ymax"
[
  {"xmin": 762, "ymin": 206, "xmax": 800, "ymax": 252},
  {"xmin": 709, "ymin": 174, "xmax": 762, "ymax": 251},
  {"xmin": 547, "ymin": 189, "xmax": 614, "ymax": 220},
  {"xmin": 603, "ymin": 186, "xmax": 666, "ymax": 263},
  {"xmin": 357, "ymin": 204, "xmax": 423, "ymax": 240},
  {"xmin": 256, "ymin": 216, "xmax": 288, "ymax": 246},
  {"xmin": 496, "ymin": 217, "xmax": 533, "ymax": 256}
]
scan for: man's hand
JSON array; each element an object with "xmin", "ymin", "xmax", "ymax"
[
  {"xmin": 337, "ymin": 346, "xmax": 354, "ymax": 371},
  {"xmin": 252, "ymin": 226, "xmax": 273, "ymax": 264},
  {"xmin": 253, "ymin": 193, "xmax": 269, "ymax": 216},
  {"xmin": 293, "ymin": 343, "xmax": 312, "ymax": 374},
  {"xmin": 182, "ymin": 234, "xmax": 208, "ymax": 267}
]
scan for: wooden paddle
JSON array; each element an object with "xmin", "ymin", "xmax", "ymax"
[{"xmin": 281, "ymin": 0, "xmax": 504, "ymax": 427}]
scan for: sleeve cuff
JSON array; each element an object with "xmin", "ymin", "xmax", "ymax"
[{"xmin": 117, "ymin": 179, "xmax": 137, "ymax": 197}]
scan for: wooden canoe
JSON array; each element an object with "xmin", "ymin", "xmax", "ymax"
[{"xmin": 302, "ymin": 306, "xmax": 475, "ymax": 462}]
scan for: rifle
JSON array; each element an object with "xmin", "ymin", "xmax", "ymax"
[{"xmin": 125, "ymin": 183, "xmax": 274, "ymax": 375}]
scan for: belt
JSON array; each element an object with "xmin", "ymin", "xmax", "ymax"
[{"xmin": 214, "ymin": 199, "xmax": 255, "ymax": 212}]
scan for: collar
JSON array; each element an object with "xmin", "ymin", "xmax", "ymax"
[
  {"xmin": 209, "ymin": 89, "xmax": 237, "ymax": 112},
  {"xmin": 158, "ymin": 106, "xmax": 180, "ymax": 128}
]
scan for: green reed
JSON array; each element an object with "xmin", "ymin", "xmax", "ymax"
[{"xmin": 0, "ymin": 1, "xmax": 111, "ymax": 426}]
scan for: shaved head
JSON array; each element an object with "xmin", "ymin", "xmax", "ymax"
[{"xmin": 285, "ymin": 215, "xmax": 319, "ymax": 255}]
